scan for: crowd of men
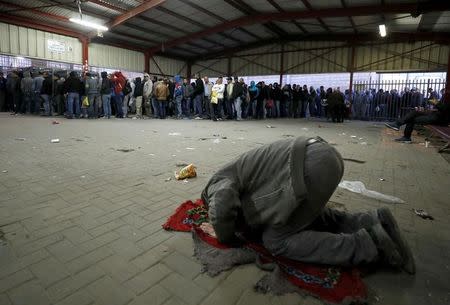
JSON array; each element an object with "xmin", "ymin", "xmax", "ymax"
[{"xmin": 0, "ymin": 70, "xmax": 445, "ymax": 123}]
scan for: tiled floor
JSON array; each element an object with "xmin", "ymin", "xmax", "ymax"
[{"xmin": 0, "ymin": 113, "xmax": 449, "ymax": 305}]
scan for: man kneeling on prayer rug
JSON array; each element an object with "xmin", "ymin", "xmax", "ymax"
[{"xmin": 200, "ymin": 136, "xmax": 415, "ymax": 274}]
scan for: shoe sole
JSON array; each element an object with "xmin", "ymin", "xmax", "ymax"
[
  {"xmin": 378, "ymin": 208, "xmax": 416, "ymax": 274},
  {"xmin": 385, "ymin": 122, "xmax": 399, "ymax": 131}
]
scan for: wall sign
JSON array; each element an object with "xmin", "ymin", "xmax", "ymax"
[{"xmin": 47, "ymin": 40, "xmax": 66, "ymax": 54}]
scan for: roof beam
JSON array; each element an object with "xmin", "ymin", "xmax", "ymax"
[
  {"xmin": 417, "ymin": 11, "xmax": 442, "ymax": 32},
  {"xmin": 0, "ymin": 1, "xmax": 69, "ymax": 22},
  {"xmin": 85, "ymin": 0, "xmax": 227, "ymax": 50},
  {"xmin": 340, "ymin": 0, "xmax": 357, "ymax": 34},
  {"xmin": 0, "ymin": 13, "xmax": 83, "ymax": 39},
  {"xmin": 300, "ymin": 0, "xmax": 331, "ymax": 32},
  {"xmin": 224, "ymin": 0, "xmax": 288, "ymax": 37},
  {"xmin": 155, "ymin": 6, "xmax": 243, "ymax": 44},
  {"xmin": 195, "ymin": 32, "xmax": 450, "ymax": 61},
  {"xmin": 179, "ymin": 0, "xmax": 261, "ymax": 40},
  {"xmin": 107, "ymin": 0, "xmax": 165, "ymax": 29},
  {"xmin": 266, "ymin": 0, "xmax": 308, "ymax": 34},
  {"xmin": 148, "ymin": 2, "xmax": 450, "ymax": 54}
]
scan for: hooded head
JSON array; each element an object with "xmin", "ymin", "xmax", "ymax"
[
  {"xmin": 69, "ymin": 71, "xmax": 76, "ymax": 77},
  {"xmin": 101, "ymin": 71, "xmax": 108, "ymax": 78},
  {"xmin": 174, "ymin": 75, "xmax": 182, "ymax": 84}
]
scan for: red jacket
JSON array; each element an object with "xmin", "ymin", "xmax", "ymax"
[{"xmin": 113, "ymin": 72, "xmax": 126, "ymax": 95}]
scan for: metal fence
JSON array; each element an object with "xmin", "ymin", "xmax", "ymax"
[{"xmin": 352, "ymin": 78, "xmax": 446, "ymax": 121}]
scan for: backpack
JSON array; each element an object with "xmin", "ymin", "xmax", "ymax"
[{"xmin": 123, "ymin": 82, "xmax": 132, "ymax": 95}]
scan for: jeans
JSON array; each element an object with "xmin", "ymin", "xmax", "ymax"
[
  {"xmin": 113, "ymin": 94, "xmax": 124, "ymax": 117},
  {"xmin": 41, "ymin": 94, "xmax": 51, "ymax": 116},
  {"xmin": 194, "ymin": 95, "xmax": 203, "ymax": 117},
  {"xmin": 397, "ymin": 110, "xmax": 441, "ymax": 138},
  {"xmin": 102, "ymin": 94, "xmax": 112, "ymax": 118},
  {"xmin": 183, "ymin": 97, "xmax": 191, "ymax": 117},
  {"xmin": 152, "ymin": 97, "xmax": 159, "ymax": 118},
  {"xmin": 251, "ymin": 99, "xmax": 257, "ymax": 118},
  {"xmin": 33, "ymin": 92, "xmax": 42, "ymax": 114},
  {"xmin": 203, "ymin": 96, "xmax": 211, "ymax": 118},
  {"xmin": 225, "ymin": 98, "xmax": 234, "ymax": 119},
  {"xmin": 175, "ymin": 95, "xmax": 183, "ymax": 117},
  {"xmin": 158, "ymin": 100, "xmax": 166, "ymax": 118},
  {"xmin": 22, "ymin": 92, "xmax": 33, "ymax": 113},
  {"xmin": 274, "ymin": 100, "xmax": 280, "ymax": 118},
  {"xmin": 55, "ymin": 94, "xmax": 65, "ymax": 115},
  {"xmin": 67, "ymin": 92, "xmax": 80, "ymax": 118},
  {"xmin": 88, "ymin": 94, "xmax": 99, "ymax": 118},
  {"xmin": 234, "ymin": 97, "xmax": 242, "ymax": 120}
]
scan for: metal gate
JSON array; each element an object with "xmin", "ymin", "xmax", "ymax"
[{"xmin": 352, "ymin": 78, "xmax": 446, "ymax": 121}]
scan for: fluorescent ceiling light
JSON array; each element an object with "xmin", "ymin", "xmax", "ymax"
[
  {"xmin": 379, "ymin": 24, "xmax": 387, "ymax": 37},
  {"xmin": 69, "ymin": 18, "xmax": 108, "ymax": 32}
]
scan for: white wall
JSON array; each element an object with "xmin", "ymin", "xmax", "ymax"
[
  {"xmin": 150, "ymin": 56, "xmax": 187, "ymax": 77},
  {"xmin": 89, "ymin": 43, "xmax": 144, "ymax": 73},
  {"xmin": 0, "ymin": 22, "xmax": 82, "ymax": 64}
]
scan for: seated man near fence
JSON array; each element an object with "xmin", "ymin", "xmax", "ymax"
[
  {"xmin": 200, "ymin": 136, "xmax": 415, "ymax": 274},
  {"xmin": 385, "ymin": 94, "xmax": 450, "ymax": 143}
]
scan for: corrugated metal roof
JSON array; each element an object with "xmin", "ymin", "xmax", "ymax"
[
  {"xmin": 272, "ymin": 21, "xmax": 304, "ymax": 34},
  {"xmin": 274, "ymin": 0, "xmax": 306, "ymax": 11},
  {"xmin": 309, "ymin": 0, "xmax": 343, "ymax": 9}
]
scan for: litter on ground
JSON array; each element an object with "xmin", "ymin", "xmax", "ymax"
[
  {"xmin": 338, "ymin": 180, "xmax": 405, "ymax": 204},
  {"xmin": 169, "ymin": 132, "xmax": 181, "ymax": 136},
  {"xmin": 413, "ymin": 209, "xmax": 434, "ymax": 220},
  {"xmin": 51, "ymin": 139, "xmax": 60, "ymax": 143}
]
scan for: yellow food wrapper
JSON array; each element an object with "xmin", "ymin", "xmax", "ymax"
[{"xmin": 175, "ymin": 164, "xmax": 197, "ymax": 180}]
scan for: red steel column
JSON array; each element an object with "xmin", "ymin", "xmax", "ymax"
[{"xmin": 80, "ymin": 37, "xmax": 89, "ymax": 73}]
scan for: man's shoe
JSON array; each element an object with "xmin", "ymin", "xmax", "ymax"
[
  {"xmin": 385, "ymin": 122, "xmax": 400, "ymax": 131},
  {"xmin": 378, "ymin": 208, "xmax": 416, "ymax": 274},
  {"xmin": 394, "ymin": 136, "xmax": 412, "ymax": 144},
  {"xmin": 368, "ymin": 224, "xmax": 403, "ymax": 268}
]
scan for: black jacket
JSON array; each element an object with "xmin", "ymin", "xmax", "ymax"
[
  {"xmin": 231, "ymin": 82, "xmax": 244, "ymax": 100},
  {"xmin": 192, "ymin": 78, "xmax": 204, "ymax": 98},
  {"xmin": 64, "ymin": 76, "xmax": 82, "ymax": 94},
  {"xmin": 41, "ymin": 77, "xmax": 53, "ymax": 95},
  {"xmin": 134, "ymin": 78, "xmax": 144, "ymax": 97}
]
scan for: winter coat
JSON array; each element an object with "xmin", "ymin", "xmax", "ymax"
[
  {"xmin": 192, "ymin": 78, "xmax": 204, "ymax": 98},
  {"xmin": 201, "ymin": 137, "xmax": 314, "ymax": 244},
  {"xmin": 134, "ymin": 78, "xmax": 144, "ymax": 97},
  {"xmin": 21, "ymin": 73, "xmax": 34, "ymax": 94},
  {"xmin": 85, "ymin": 77, "xmax": 100, "ymax": 95},
  {"xmin": 155, "ymin": 81, "xmax": 169, "ymax": 101},
  {"xmin": 41, "ymin": 76, "xmax": 53, "ymax": 95},
  {"xmin": 143, "ymin": 79, "xmax": 153, "ymax": 98},
  {"xmin": 64, "ymin": 74, "xmax": 82, "ymax": 94}
]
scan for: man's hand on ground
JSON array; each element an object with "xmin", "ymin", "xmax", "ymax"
[{"xmin": 199, "ymin": 222, "xmax": 217, "ymax": 237}]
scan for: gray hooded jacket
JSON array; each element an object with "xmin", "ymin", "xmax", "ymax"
[{"xmin": 202, "ymin": 137, "xmax": 314, "ymax": 244}]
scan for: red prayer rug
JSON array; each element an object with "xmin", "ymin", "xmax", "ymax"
[{"xmin": 162, "ymin": 199, "xmax": 368, "ymax": 305}]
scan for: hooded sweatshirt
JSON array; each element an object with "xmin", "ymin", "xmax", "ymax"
[
  {"xmin": 64, "ymin": 72, "xmax": 81, "ymax": 94},
  {"xmin": 143, "ymin": 75, "xmax": 153, "ymax": 98},
  {"xmin": 134, "ymin": 77, "xmax": 143, "ymax": 97},
  {"xmin": 202, "ymin": 137, "xmax": 320, "ymax": 244},
  {"xmin": 21, "ymin": 72, "xmax": 34, "ymax": 94}
]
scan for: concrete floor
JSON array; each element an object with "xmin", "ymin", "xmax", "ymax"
[{"xmin": 0, "ymin": 113, "xmax": 449, "ymax": 305}]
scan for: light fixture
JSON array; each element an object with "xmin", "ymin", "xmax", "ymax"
[
  {"xmin": 379, "ymin": 24, "xmax": 387, "ymax": 37},
  {"xmin": 69, "ymin": 18, "xmax": 108, "ymax": 32}
]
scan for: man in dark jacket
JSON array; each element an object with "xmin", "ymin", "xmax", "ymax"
[
  {"xmin": 64, "ymin": 71, "xmax": 81, "ymax": 119},
  {"xmin": 133, "ymin": 77, "xmax": 144, "ymax": 119},
  {"xmin": 100, "ymin": 72, "xmax": 113, "ymax": 119},
  {"xmin": 231, "ymin": 77, "xmax": 244, "ymax": 121},
  {"xmin": 200, "ymin": 137, "xmax": 415, "ymax": 274},
  {"xmin": 191, "ymin": 73, "xmax": 204, "ymax": 119},
  {"xmin": 41, "ymin": 72, "xmax": 53, "ymax": 116},
  {"xmin": 385, "ymin": 96, "xmax": 450, "ymax": 143}
]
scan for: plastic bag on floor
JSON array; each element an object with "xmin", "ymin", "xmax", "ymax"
[
  {"xmin": 338, "ymin": 180, "xmax": 405, "ymax": 204},
  {"xmin": 175, "ymin": 164, "xmax": 197, "ymax": 180}
]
